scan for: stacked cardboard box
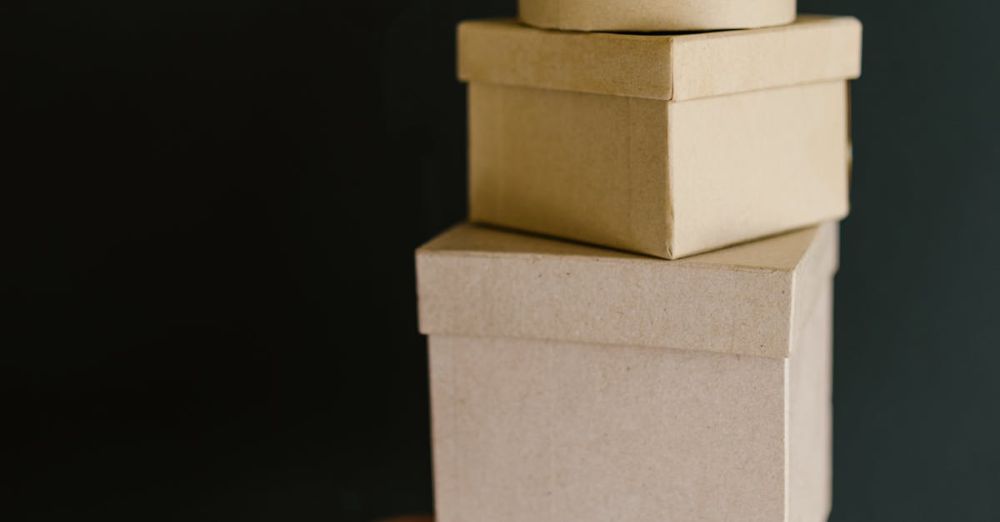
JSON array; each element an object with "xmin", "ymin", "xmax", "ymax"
[{"xmin": 416, "ymin": 2, "xmax": 861, "ymax": 520}]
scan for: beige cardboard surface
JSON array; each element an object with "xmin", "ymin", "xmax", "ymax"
[
  {"xmin": 789, "ymin": 282, "xmax": 834, "ymax": 521},
  {"xmin": 459, "ymin": 16, "xmax": 862, "ymax": 101},
  {"xmin": 667, "ymin": 81, "xmax": 850, "ymax": 257},
  {"xmin": 519, "ymin": 0, "xmax": 795, "ymax": 32},
  {"xmin": 417, "ymin": 222, "xmax": 837, "ymax": 359},
  {"xmin": 461, "ymin": 16, "xmax": 860, "ymax": 258},
  {"xmin": 428, "ymin": 282, "xmax": 834, "ymax": 522}
]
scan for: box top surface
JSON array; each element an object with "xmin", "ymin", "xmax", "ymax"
[
  {"xmin": 417, "ymin": 224, "xmax": 839, "ymax": 358},
  {"xmin": 458, "ymin": 15, "xmax": 862, "ymax": 101}
]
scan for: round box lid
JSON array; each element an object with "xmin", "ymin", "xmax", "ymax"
[{"xmin": 519, "ymin": 0, "xmax": 796, "ymax": 32}]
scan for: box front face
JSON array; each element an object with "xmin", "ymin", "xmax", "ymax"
[
  {"xmin": 429, "ymin": 335, "xmax": 786, "ymax": 522},
  {"xmin": 668, "ymin": 81, "xmax": 850, "ymax": 258},
  {"xmin": 468, "ymin": 83, "xmax": 670, "ymax": 258}
]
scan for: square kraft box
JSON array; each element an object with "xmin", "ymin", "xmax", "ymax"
[
  {"xmin": 416, "ymin": 223, "xmax": 839, "ymax": 521},
  {"xmin": 460, "ymin": 15, "xmax": 861, "ymax": 259}
]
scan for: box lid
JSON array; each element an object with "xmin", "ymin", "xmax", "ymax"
[
  {"xmin": 416, "ymin": 223, "xmax": 838, "ymax": 359},
  {"xmin": 458, "ymin": 15, "xmax": 862, "ymax": 101},
  {"xmin": 519, "ymin": 0, "xmax": 796, "ymax": 32}
]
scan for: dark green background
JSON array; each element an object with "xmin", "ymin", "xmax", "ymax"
[{"xmin": 4, "ymin": 0, "xmax": 998, "ymax": 520}]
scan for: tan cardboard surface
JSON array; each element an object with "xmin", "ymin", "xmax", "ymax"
[
  {"xmin": 468, "ymin": 79, "xmax": 848, "ymax": 259},
  {"xmin": 459, "ymin": 16, "xmax": 861, "ymax": 259},
  {"xmin": 459, "ymin": 15, "xmax": 862, "ymax": 101},
  {"xmin": 667, "ymin": 81, "xmax": 850, "ymax": 257},
  {"xmin": 462, "ymin": 15, "xmax": 860, "ymax": 258},
  {"xmin": 519, "ymin": 0, "xmax": 795, "ymax": 32},
  {"xmin": 468, "ymin": 83, "xmax": 671, "ymax": 256},
  {"xmin": 468, "ymin": 81, "xmax": 848, "ymax": 259},
  {"xmin": 417, "ymin": 223, "xmax": 838, "ymax": 359},
  {"xmin": 429, "ymin": 282, "xmax": 833, "ymax": 521}
]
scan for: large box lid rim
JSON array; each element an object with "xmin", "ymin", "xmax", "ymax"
[{"xmin": 416, "ymin": 224, "xmax": 839, "ymax": 359}]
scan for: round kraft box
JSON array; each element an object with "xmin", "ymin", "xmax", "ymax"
[{"xmin": 519, "ymin": 0, "xmax": 797, "ymax": 32}]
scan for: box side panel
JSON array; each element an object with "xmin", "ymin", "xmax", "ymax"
[
  {"xmin": 518, "ymin": 0, "xmax": 795, "ymax": 32},
  {"xmin": 429, "ymin": 335, "xmax": 786, "ymax": 522},
  {"xmin": 469, "ymin": 83, "xmax": 670, "ymax": 258},
  {"xmin": 788, "ymin": 282, "xmax": 834, "ymax": 521},
  {"xmin": 668, "ymin": 81, "xmax": 849, "ymax": 259}
]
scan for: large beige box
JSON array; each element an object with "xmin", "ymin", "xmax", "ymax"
[
  {"xmin": 460, "ymin": 16, "xmax": 862, "ymax": 259},
  {"xmin": 417, "ymin": 223, "xmax": 839, "ymax": 521},
  {"xmin": 520, "ymin": 0, "xmax": 796, "ymax": 32}
]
